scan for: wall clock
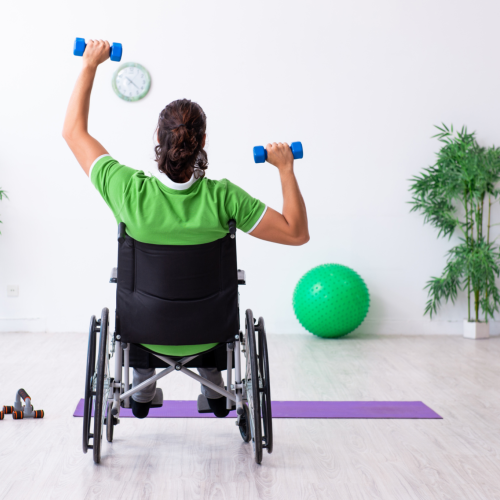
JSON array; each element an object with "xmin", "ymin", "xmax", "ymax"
[{"xmin": 112, "ymin": 62, "xmax": 151, "ymax": 102}]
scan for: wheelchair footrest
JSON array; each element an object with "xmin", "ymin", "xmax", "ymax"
[
  {"xmin": 150, "ymin": 388, "xmax": 163, "ymax": 408},
  {"xmin": 197, "ymin": 394, "xmax": 212, "ymax": 413},
  {"xmin": 197, "ymin": 392, "xmax": 236, "ymax": 414},
  {"xmin": 122, "ymin": 385, "xmax": 163, "ymax": 408}
]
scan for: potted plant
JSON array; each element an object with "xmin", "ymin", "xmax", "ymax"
[{"xmin": 409, "ymin": 125, "xmax": 500, "ymax": 339}]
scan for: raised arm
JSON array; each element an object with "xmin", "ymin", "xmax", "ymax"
[
  {"xmin": 62, "ymin": 40, "xmax": 110, "ymax": 176},
  {"xmin": 250, "ymin": 143, "xmax": 309, "ymax": 246}
]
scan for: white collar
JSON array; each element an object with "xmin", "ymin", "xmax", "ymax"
[{"xmin": 151, "ymin": 170, "xmax": 198, "ymax": 191}]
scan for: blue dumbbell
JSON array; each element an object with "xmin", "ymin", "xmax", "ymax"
[
  {"xmin": 73, "ymin": 37, "xmax": 123, "ymax": 62},
  {"xmin": 253, "ymin": 142, "xmax": 303, "ymax": 163}
]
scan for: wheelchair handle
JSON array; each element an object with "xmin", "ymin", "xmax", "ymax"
[
  {"xmin": 228, "ymin": 219, "xmax": 236, "ymax": 239},
  {"xmin": 118, "ymin": 222, "xmax": 126, "ymax": 241}
]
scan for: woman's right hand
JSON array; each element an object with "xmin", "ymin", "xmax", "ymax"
[
  {"xmin": 265, "ymin": 142, "xmax": 294, "ymax": 172},
  {"xmin": 82, "ymin": 40, "xmax": 110, "ymax": 69}
]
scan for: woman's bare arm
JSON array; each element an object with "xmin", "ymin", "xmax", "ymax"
[
  {"xmin": 250, "ymin": 142, "xmax": 309, "ymax": 246},
  {"xmin": 62, "ymin": 40, "xmax": 110, "ymax": 176}
]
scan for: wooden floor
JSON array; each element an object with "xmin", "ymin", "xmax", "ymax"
[{"xmin": 1, "ymin": 332, "xmax": 500, "ymax": 500}]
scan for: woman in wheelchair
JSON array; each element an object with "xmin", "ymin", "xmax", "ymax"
[{"xmin": 63, "ymin": 41, "xmax": 309, "ymax": 464}]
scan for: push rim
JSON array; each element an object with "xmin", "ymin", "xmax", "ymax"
[
  {"xmin": 245, "ymin": 309, "xmax": 263, "ymax": 465},
  {"xmin": 93, "ymin": 308, "xmax": 110, "ymax": 464},
  {"xmin": 257, "ymin": 317, "xmax": 273, "ymax": 454},
  {"xmin": 83, "ymin": 315, "xmax": 97, "ymax": 454}
]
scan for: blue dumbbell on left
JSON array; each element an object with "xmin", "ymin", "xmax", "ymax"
[
  {"xmin": 73, "ymin": 38, "xmax": 123, "ymax": 62},
  {"xmin": 253, "ymin": 142, "xmax": 304, "ymax": 163}
]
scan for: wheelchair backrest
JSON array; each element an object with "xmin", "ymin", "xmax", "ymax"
[{"xmin": 116, "ymin": 224, "xmax": 239, "ymax": 346}]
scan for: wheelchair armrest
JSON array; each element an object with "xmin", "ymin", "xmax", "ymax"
[
  {"xmin": 238, "ymin": 269, "xmax": 246, "ymax": 285},
  {"xmin": 110, "ymin": 267, "xmax": 117, "ymax": 283}
]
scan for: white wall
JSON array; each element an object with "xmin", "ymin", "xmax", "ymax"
[{"xmin": 1, "ymin": 0, "xmax": 500, "ymax": 335}]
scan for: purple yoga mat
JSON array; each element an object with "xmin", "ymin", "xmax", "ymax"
[{"xmin": 73, "ymin": 400, "xmax": 441, "ymax": 419}]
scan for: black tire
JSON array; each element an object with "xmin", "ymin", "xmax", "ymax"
[
  {"xmin": 239, "ymin": 403, "xmax": 251, "ymax": 443},
  {"xmin": 83, "ymin": 316, "xmax": 97, "ymax": 454},
  {"xmin": 93, "ymin": 308, "xmax": 109, "ymax": 464},
  {"xmin": 245, "ymin": 309, "xmax": 263, "ymax": 465},
  {"xmin": 106, "ymin": 401, "xmax": 114, "ymax": 443},
  {"xmin": 257, "ymin": 317, "xmax": 273, "ymax": 454}
]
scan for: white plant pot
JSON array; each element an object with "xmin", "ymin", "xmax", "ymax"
[{"xmin": 463, "ymin": 320, "xmax": 490, "ymax": 339}]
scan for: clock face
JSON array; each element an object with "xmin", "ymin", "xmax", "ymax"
[{"xmin": 112, "ymin": 63, "xmax": 151, "ymax": 102}]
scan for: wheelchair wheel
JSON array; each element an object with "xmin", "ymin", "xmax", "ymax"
[
  {"xmin": 256, "ymin": 317, "xmax": 273, "ymax": 454},
  {"xmin": 83, "ymin": 315, "xmax": 97, "ymax": 454},
  {"xmin": 93, "ymin": 308, "xmax": 110, "ymax": 464},
  {"xmin": 239, "ymin": 403, "xmax": 251, "ymax": 443},
  {"xmin": 245, "ymin": 309, "xmax": 263, "ymax": 465},
  {"xmin": 106, "ymin": 401, "xmax": 114, "ymax": 443}
]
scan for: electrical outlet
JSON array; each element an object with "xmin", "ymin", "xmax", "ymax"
[{"xmin": 7, "ymin": 285, "xmax": 19, "ymax": 297}]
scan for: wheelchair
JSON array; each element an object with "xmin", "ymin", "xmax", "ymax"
[{"xmin": 82, "ymin": 220, "xmax": 273, "ymax": 465}]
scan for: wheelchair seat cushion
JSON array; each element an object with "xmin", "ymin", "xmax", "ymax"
[
  {"xmin": 141, "ymin": 343, "xmax": 218, "ymax": 357},
  {"xmin": 127, "ymin": 342, "xmax": 231, "ymax": 370}
]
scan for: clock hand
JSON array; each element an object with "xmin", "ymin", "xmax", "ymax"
[{"xmin": 126, "ymin": 77, "xmax": 139, "ymax": 89}]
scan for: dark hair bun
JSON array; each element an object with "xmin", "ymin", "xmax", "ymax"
[{"xmin": 155, "ymin": 99, "xmax": 208, "ymax": 182}]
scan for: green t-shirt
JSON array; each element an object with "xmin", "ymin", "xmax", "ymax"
[
  {"xmin": 90, "ymin": 154, "xmax": 267, "ymax": 356},
  {"xmin": 90, "ymin": 155, "xmax": 267, "ymax": 245}
]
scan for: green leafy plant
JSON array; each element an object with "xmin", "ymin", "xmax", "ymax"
[{"xmin": 409, "ymin": 125, "xmax": 500, "ymax": 322}]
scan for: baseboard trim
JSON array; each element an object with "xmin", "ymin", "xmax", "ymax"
[
  {"xmin": 2, "ymin": 318, "xmax": 500, "ymax": 336},
  {"xmin": 355, "ymin": 319, "xmax": 500, "ymax": 336},
  {"xmin": 0, "ymin": 318, "xmax": 46, "ymax": 332}
]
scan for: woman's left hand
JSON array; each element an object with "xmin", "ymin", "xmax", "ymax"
[{"xmin": 82, "ymin": 39, "xmax": 110, "ymax": 68}]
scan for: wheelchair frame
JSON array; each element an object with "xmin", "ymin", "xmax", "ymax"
[{"xmin": 82, "ymin": 222, "xmax": 273, "ymax": 465}]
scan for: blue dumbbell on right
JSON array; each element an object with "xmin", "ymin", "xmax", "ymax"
[
  {"xmin": 253, "ymin": 142, "xmax": 303, "ymax": 163},
  {"xmin": 73, "ymin": 37, "xmax": 123, "ymax": 62}
]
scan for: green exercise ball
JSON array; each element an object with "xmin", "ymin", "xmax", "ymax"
[{"xmin": 293, "ymin": 264, "xmax": 370, "ymax": 338}]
